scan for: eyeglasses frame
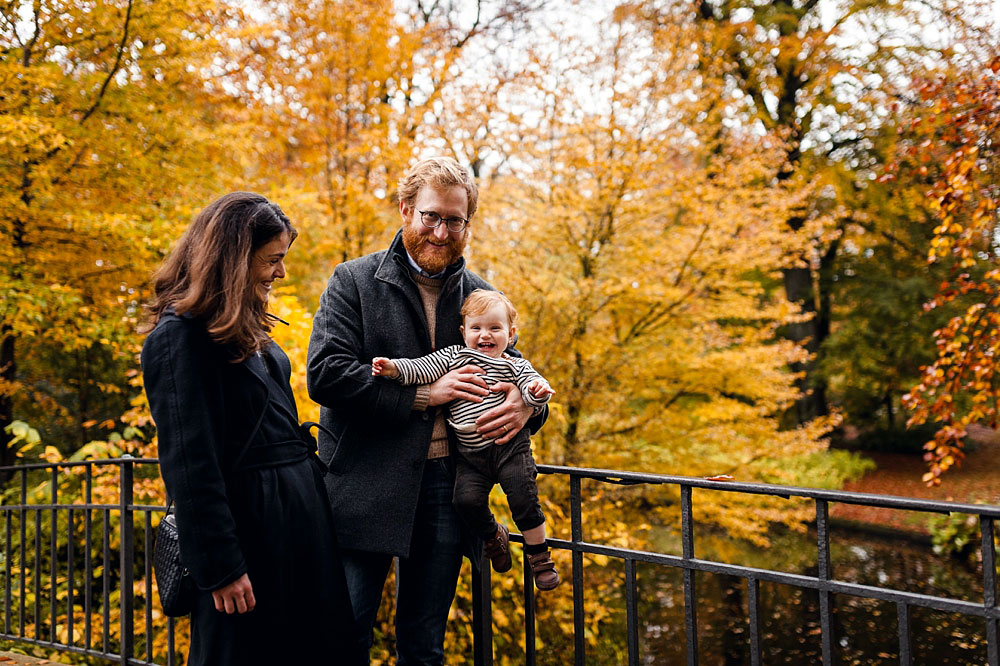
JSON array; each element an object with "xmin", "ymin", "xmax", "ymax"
[{"xmin": 417, "ymin": 210, "xmax": 469, "ymax": 233}]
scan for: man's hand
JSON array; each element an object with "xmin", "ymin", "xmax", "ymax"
[
  {"xmin": 427, "ymin": 365, "xmax": 490, "ymax": 407},
  {"xmin": 372, "ymin": 357, "xmax": 399, "ymax": 378},
  {"xmin": 476, "ymin": 381, "xmax": 533, "ymax": 445},
  {"xmin": 212, "ymin": 573, "xmax": 255, "ymax": 614}
]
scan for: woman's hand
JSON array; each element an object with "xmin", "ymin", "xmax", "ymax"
[
  {"xmin": 476, "ymin": 381, "xmax": 533, "ymax": 445},
  {"xmin": 212, "ymin": 573, "xmax": 255, "ymax": 614}
]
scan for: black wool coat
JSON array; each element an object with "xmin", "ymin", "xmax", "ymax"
[
  {"xmin": 142, "ymin": 312, "xmax": 359, "ymax": 664},
  {"xmin": 143, "ymin": 312, "xmax": 267, "ymax": 589},
  {"xmin": 307, "ymin": 231, "xmax": 545, "ymax": 557}
]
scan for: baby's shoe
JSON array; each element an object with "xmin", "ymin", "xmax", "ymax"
[
  {"xmin": 483, "ymin": 524, "xmax": 512, "ymax": 573},
  {"xmin": 527, "ymin": 550, "xmax": 560, "ymax": 590}
]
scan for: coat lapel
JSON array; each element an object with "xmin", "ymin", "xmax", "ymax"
[
  {"xmin": 243, "ymin": 351, "xmax": 271, "ymax": 393},
  {"xmin": 260, "ymin": 344, "xmax": 299, "ymax": 420}
]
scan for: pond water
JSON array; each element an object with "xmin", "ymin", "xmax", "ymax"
[{"xmin": 608, "ymin": 528, "xmax": 987, "ymax": 665}]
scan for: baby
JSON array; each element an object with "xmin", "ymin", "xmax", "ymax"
[{"xmin": 372, "ymin": 289, "xmax": 559, "ymax": 590}]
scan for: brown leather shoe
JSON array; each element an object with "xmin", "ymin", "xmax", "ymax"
[
  {"xmin": 527, "ymin": 550, "xmax": 560, "ymax": 590},
  {"xmin": 483, "ymin": 524, "xmax": 512, "ymax": 573}
]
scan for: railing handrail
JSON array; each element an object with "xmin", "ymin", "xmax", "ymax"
[
  {"xmin": 538, "ymin": 463, "xmax": 1000, "ymax": 517},
  {"xmin": 0, "ymin": 458, "xmax": 159, "ymax": 472},
  {"xmin": 4, "ymin": 458, "xmax": 997, "ymax": 516}
]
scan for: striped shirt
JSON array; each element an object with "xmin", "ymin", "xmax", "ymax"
[{"xmin": 390, "ymin": 346, "xmax": 551, "ymax": 450}]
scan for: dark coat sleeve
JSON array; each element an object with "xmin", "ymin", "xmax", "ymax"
[
  {"xmin": 142, "ymin": 319, "xmax": 246, "ymax": 591},
  {"xmin": 307, "ymin": 261, "xmax": 416, "ymax": 423}
]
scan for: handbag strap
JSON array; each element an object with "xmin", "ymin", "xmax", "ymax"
[{"xmin": 301, "ymin": 421, "xmax": 335, "ymax": 441}]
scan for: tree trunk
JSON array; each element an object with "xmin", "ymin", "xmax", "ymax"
[{"xmin": 782, "ymin": 265, "xmax": 828, "ymax": 422}]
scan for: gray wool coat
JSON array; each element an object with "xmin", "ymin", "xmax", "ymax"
[{"xmin": 307, "ymin": 230, "xmax": 545, "ymax": 557}]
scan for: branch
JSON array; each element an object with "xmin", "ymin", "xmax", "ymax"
[
  {"xmin": 79, "ymin": 0, "xmax": 134, "ymax": 124},
  {"xmin": 674, "ymin": 222, "xmax": 710, "ymax": 287},
  {"xmin": 21, "ymin": 0, "xmax": 41, "ymax": 66}
]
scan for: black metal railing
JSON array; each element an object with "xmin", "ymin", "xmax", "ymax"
[
  {"xmin": 0, "ymin": 457, "xmax": 178, "ymax": 666},
  {"xmin": 470, "ymin": 465, "xmax": 1000, "ymax": 666},
  {"xmin": 1, "ymin": 459, "xmax": 998, "ymax": 665}
]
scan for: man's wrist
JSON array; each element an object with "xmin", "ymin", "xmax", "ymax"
[{"xmin": 413, "ymin": 385, "xmax": 430, "ymax": 412}]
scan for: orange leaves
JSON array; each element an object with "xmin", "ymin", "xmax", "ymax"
[{"xmin": 901, "ymin": 55, "xmax": 1000, "ymax": 483}]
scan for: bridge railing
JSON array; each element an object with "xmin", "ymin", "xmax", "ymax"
[
  {"xmin": 0, "ymin": 457, "xmax": 178, "ymax": 666},
  {"xmin": 1, "ymin": 459, "xmax": 998, "ymax": 665},
  {"xmin": 472, "ymin": 464, "xmax": 1000, "ymax": 666}
]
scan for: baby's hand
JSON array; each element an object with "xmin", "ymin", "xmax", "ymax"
[
  {"xmin": 528, "ymin": 380, "xmax": 555, "ymax": 399},
  {"xmin": 372, "ymin": 357, "xmax": 398, "ymax": 377}
]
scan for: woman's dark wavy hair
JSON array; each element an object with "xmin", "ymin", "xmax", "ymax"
[{"xmin": 142, "ymin": 192, "xmax": 297, "ymax": 361}]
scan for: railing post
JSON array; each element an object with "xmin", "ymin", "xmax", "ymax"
[
  {"xmin": 3, "ymin": 504, "xmax": 10, "ymax": 635},
  {"xmin": 523, "ymin": 550, "xmax": 536, "ymax": 666},
  {"xmin": 33, "ymin": 509, "xmax": 41, "ymax": 640},
  {"xmin": 571, "ymin": 474, "xmax": 585, "ymax": 666},
  {"xmin": 119, "ymin": 458, "xmax": 134, "ymax": 665},
  {"xmin": 816, "ymin": 499, "xmax": 835, "ymax": 665},
  {"xmin": 472, "ymin": 563, "xmax": 493, "ymax": 666},
  {"xmin": 897, "ymin": 602, "xmax": 911, "ymax": 666},
  {"xmin": 748, "ymin": 576, "xmax": 761, "ymax": 666},
  {"xmin": 626, "ymin": 558, "xmax": 639, "ymax": 666},
  {"xmin": 982, "ymin": 515, "xmax": 998, "ymax": 666},
  {"xmin": 19, "ymin": 468, "xmax": 26, "ymax": 638},
  {"xmin": 681, "ymin": 484, "xmax": 698, "ymax": 666},
  {"xmin": 84, "ymin": 465, "xmax": 93, "ymax": 650},
  {"xmin": 66, "ymin": 508, "xmax": 74, "ymax": 648},
  {"xmin": 49, "ymin": 467, "xmax": 57, "ymax": 643}
]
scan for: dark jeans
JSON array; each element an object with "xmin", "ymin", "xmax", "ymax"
[
  {"xmin": 341, "ymin": 459, "xmax": 464, "ymax": 666},
  {"xmin": 453, "ymin": 433, "xmax": 546, "ymax": 539}
]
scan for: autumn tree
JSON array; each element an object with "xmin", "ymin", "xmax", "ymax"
[
  {"xmin": 628, "ymin": 0, "xmax": 976, "ymax": 430},
  {"xmin": 467, "ymin": 10, "xmax": 865, "ymax": 546},
  {"xmin": 232, "ymin": 0, "xmax": 543, "ymax": 303},
  {"xmin": 816, "ymin": 123, "xmax": 950, "ymax": 446},
  {"xmin": 902, "ymin": 54, "xmax": 1000, "ymax": 484},
  {"xmin": 0, "ymin": 0, "xmax": 246, "ymax": 464}
]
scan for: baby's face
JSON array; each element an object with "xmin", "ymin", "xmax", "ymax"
[{"xmin": 461, "ymin": 303, "xmax": 513, "ymax": 358}]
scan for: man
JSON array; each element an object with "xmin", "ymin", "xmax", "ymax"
[{"xmin": 307, "ymin": 157, "xmax": 546, "ymax": 665}]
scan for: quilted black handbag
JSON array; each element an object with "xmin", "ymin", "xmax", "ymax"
[{"xmin": 154, "ymin": 501, "xmax": 196, "ymax": 617}]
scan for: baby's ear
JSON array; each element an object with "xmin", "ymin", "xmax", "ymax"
[{"xmin": 459, "ymin": 325, "xmax": 465, "ymax": 337}]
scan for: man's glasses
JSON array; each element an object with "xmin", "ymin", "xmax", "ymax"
[{"xmin": 418, "ymin": 210, "xmax": 468, "ymax": 233}]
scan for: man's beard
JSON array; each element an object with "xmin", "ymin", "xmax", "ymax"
[{"xmin": 401, "ymin": 224, "xmax": 468, "ymax": 275}]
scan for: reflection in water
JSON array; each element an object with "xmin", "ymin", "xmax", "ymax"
[{"xmin": 547, "ymin": 528, "xmax": 987, "ymax": 665}]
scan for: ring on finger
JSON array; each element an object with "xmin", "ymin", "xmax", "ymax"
[{"xmin": 502, "ymin": 424, "xmax": 508, "ymax": 433}]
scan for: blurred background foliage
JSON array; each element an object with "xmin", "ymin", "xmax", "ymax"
[{"xmin": 3, "ymin": 0, "xmax": 1000, "ymax": 662}]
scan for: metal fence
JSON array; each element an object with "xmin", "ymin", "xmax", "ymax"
[
  {"xmin": 0, "ymin": 458, "xmax": 177, "ymax": 666},
  {"xmin": 472, "ymin": 464, "xmax": 1000, "ymax": 666},
  {"xmin": 1, "ymin": 459, "xmax": 998, "ymax": 665}
]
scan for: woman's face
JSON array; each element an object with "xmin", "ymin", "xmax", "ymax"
[{"xmin": 251, "ymin": 231, "xmax": 290, "ymax": 303}]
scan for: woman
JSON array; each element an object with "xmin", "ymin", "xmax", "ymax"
[{"xmin": 141, "ymin": 192, "xmax": 359, "ymax": 664}]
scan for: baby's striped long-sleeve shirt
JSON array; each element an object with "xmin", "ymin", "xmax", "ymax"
[{"xmin": 389, "ymin": 345, "xmax": 551, "ymax": 450}]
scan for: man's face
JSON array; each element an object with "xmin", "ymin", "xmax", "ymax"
[{"xmin": 400, "ymin": 185, "xmax": 470, "ymax": 275}]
